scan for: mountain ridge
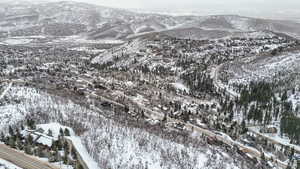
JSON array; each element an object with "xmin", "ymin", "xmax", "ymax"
[{"xmin": 0, "ymin": 1, "xmax": 300, "ymax": 40}]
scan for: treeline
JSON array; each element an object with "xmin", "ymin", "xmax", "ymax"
[
  {"xmin": 281, "ymin": 111, "xmax": 300, "ymax": 144},
  {"xmin": 181, "ymin": 71, "xmax": 215, "ymax": 96},
  {"xmin": 223, "ymin": 81, "xmax": 300, "ymax": 143}
]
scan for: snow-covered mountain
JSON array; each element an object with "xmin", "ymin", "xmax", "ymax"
[{"xmin": 1, "ymin": 1, "xmax": 300, "ymax": 40}]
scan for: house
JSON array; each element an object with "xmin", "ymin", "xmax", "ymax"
[{"xmin": 260, "ymin": 126, "xmax": 278, "ymax": 134}]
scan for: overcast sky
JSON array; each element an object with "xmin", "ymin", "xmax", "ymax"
[
  {"xmin": 51, "ymin": 0, "xmax": 299, "ymax": 19},
  {"xmin": 66, "ymin": 0, "xmax": 300, "ymax": 10},
  {"xmin": 8, "ymin": 0, "xmax": 300, "ymax": 20},
  {"xmin": 16, "ymin": 0, "xmax": 297, "ymax": 10}
]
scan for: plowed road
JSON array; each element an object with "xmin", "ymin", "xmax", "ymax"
[{"xmin": 0, "ymin": 144, "xmax": 58, "ymax": 169}]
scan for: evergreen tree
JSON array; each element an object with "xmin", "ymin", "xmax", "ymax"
[
  {"xmin": 63, "ymin": 154, "xmax": 68, "ymax": 165},
  {"xmin": 183, "ymin": 111, "xmax": 190, "ymax": 122},
  {"xmin": 71, "ymin": 146, "xmax": 77, "ymax": 159},
  {"xmin": 64, "ymin": 141, "xmax": 70, "ymax": 154},
  {"xmin": 15, "ymin": 128, "xmax": 21, "ymax": 139},
  {"xmin": 47, "ymin": 129, "xmax": 53, "ymax": 137},
  {"xmin": 64, "ymin": 128, "xmax": 70, "ymax": 136},
  {"xmin": 57, "ymin": 139, "xmax": 63, "ymax": 151},
  {"xmin": 26, "ymin": 119, "xmax": 36, "ymax": 129},
  {"xmin": 25, "ymin": 144, "xmax": 33, "ymax": 155},
  {"xmin": 247, "ymin": 105, "xmax": 256, "ymax": 122},
  {"xmin": 63, "ymin": 142, "xmax": 69, "ymax": 165},
  {"xmin": 4, "ymin": 137, "xmax": 9, "ymax": 145},
  {"xmin": 8, "ymin": 126, "xmax": 14, "ymax": 136},
  {"xmin": 27, "ymin": 134, "xmax": 34, "ymax": 145},
  {"xmin": 297, "ymin": 160, "xmax": 300, "ymax": 169},
  {"xmin": 0, "ymin": 132, "xmax": 5, "ymax": 142},
  {"xmin": 54, "ymin": 149, "xmax": 60, "ymax": 162},
  {"xmin": 8, "ymin": 136, "xmax": 16, "ymax": 148},
  {"xmin": 162, "ymin": 114, "xmax": 167, "ymax": 122},
  {"xmin": 21, "ymin": 124, "xmax": 24, "ymax": 130},
  {"xmin": 51, "ymin": 140, "xmax": 57, "ymax": 150},
  {"xmin": 241, "ymin": 120, "xmax": 247, "ymax": 134},
  {"xmin": 59, "ymin": 128, "xmax": 64, "ymax": 137},
  {"xmin": 281, "ymin": 91, "xmax": 288, "ymax": 102},
  {"xmin": 228, "ymin": 111, "xmax": 234, "ymax": 122},
  {"xmin": 16, "ymin": 137, "xmax": 23, "ymax": 150},
  {"xmin": 290, "ymin": 147, "xmax": 295, "ymax": 160},
  {"xmin": 37, "ymin": 145, "xmax": 44, "ymax": 157},
  {"xmin": 76, "ymin": 162, "xmax": 84, "ymax": 169},
  {"xmin": 261, "ymin": 152, "xmax": 266, "ymax": 162}
]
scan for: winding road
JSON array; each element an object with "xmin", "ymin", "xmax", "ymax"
[{"xmin": 211, "ymin": 64, "xmax": 240, "ymax": 98}]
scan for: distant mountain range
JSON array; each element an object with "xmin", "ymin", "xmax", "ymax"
[{"xmin": 1, "ymin": 1, "xmax": 300, "ymax": 40}]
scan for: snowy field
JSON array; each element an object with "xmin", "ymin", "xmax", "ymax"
[
  {"xmin": 54, "ymin": 36, "xmax": 125, "ymax": 44},
  {"xmin": 0, "ymin": 85, "xmax": 243, "ymax": 169},
  {"xmin": 1, "ymin": 38, "xmax": 33, "ymax": 45},
  {"xmin": 0, "ymin": 36, "xmax": 48, "ymax": 45}
]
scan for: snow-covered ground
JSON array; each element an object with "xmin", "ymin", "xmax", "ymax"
[
  {"xmin": 0, "ymin": 158, "xmax": 22, "ymax": 169},
  {"xmin": 227, "ymin": 52, "xmax": 300, "ymax": 85},
  {"xmin": 0, "ymin": 85, "xmax": 244, "ymax": 169},
  {"xmin": 22, "ymin": 123, "xmax": 75, "ymax": 147},
  {"xmin": 54, "ymin": 36, "xmax": 125, "ymax": 44},
  {"xmin": 67, "ymin": 137, "xmax": 99, "ymax": 169},
  {"xmin": 0, "ymin": 86, "xmax": 51, "ymax": 130},
  {"xmin": 1, "ymin": 38, "xmax": 33, "ymax": 45},
  {"xmin": 171, "ymin": 81, "xmax": 190, "ymax": 93},
  {"xmin": 82, "ymin": 119, "xmax": 240, "ymax": 169}
]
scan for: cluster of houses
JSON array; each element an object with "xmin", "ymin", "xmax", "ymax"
[
  {"xmin": 142, "ymin": 34, "xmax": 298, "ymax": 66},
  {"xmin": 1, "ymin": 32, "xmax": 299, "ymax": 168},
  {"xmin": 0, "ymin": 44, "xmax": 98, "ymax": 91},
  {"xmin": 1, "ymin": 122, "xmax": 84, "ymax": 168}
]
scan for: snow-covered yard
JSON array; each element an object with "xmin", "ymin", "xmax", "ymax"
[{"xmin": 0, "ymin": 158, "xmax": 22, "ymax": 169}]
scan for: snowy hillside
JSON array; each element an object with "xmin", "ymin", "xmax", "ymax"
[
  {"xmin": 1, "ymin": 1, "xmax": 300, "ymax": 169},
  {"xmin": 0, "ymin": 85, "xmax": 248, "ymax": 169},
  {"xmin": 1, "ymin": 1, "xmax": 300, "ymax": 40}
]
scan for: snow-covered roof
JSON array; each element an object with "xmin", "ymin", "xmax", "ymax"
[{"xmin": 21, "ymin": 123, "xmax": 75, "ymax": 147}]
